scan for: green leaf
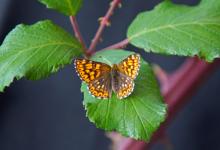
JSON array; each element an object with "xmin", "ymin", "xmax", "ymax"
[
  {"xmin": 0, "ymin": 20, "xmax": 82, "ymax": 92},
  {"xmin": 39, "ymin": 0, "xmax": 83, "ymax": 16},
  {"xmin": 82, "ymin": 50, "xmax": 167, "ymax": 141},
  {"xmin": 127, "ymin": 0, "xmax": 220, "ymax": 62}
]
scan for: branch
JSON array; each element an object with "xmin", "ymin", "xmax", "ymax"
[
  {"xmin": 108, "ymin": 58, "xmax": 220, "ymax": 150},
  {"xmin": 87, "ymin": 39, "xmax": 129, "ymax": 56},
  {"xmin": 88, "ymin": 0, "xmax": 122, "ymax": 53},
  {"xmin": 101, "ymin": 38, "xmax": 129, "ymax": 50},
  {"xmin": 69, "ymin": 16, "xmax": 88, "ymax": 56},
  {"xmin": 152, "ymin": 64, "xmax": 169, "ymax": 91}
]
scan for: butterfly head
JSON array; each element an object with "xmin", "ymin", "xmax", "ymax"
[{"xmin": 111, "ymin": 64, "xmax": 118, "ymax": 73}]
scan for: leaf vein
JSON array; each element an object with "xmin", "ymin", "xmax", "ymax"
[
  {"xmin": 130, "ymin": 22, "xmax": 220, "ymax": 40},
  {"xmin": 130, "ymin": 100, "xmax": 149, "ymax": 138}
]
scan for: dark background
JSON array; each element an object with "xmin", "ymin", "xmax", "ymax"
[{"xmin": 0, "ymin": 0, "xmax": 220, "ymax": 150}]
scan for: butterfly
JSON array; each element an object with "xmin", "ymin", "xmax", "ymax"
[{"xmin": 74, "ymin": 54, "xmax": 140, "ymax": 99}]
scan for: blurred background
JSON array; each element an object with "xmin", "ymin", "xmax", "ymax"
[{"xmin": 0, "ymin": 0, "xmax": 220, "ymax": 150}]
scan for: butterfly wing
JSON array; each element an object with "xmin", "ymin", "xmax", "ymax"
[
  {"xmin": 117, "ymin": 54, "xmax": 140, "ymax": 79},
  {"xmin": 112, "ymin": 53, "xmax": 140, "ymax": 99},
  {"xmin": 113, "ymin": 72, "xmax": 134, "ymax": 99},
  {"xmin": 75, "ymin": 54, "xmax": 140, "ymax": 100},
  {"xmin": 74, "ymin": 59, "xmax": 111, "ymax": 83},
  {"xmin": 88, "ymin": 74, "xmax": 112, "ymax": 99},
  {"xmin": 74, "ymin": 59, "xmax": 112, "ymax": 99}
]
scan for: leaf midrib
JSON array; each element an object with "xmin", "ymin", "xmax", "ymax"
[
  {"xmin": 129, "ymin": 22, "xmax": 220, "ymax": 40},
  {"xmin": 130, "ymin": 100, "xmax": 149, "ymax": 139},
  {"xmin": 0, "ymin": 42, "xmax": 77, "ymax": 73},
  {"xmin": 73, "ymin": 0, "xmax": 81, "ymax": 14},
  {"xmin": 66, "ymin": 0, "xmax": 74, "ymax": 13},
  {"xmin": 0, "ymin": 42, "xmax": 77, "ymax": 56}
]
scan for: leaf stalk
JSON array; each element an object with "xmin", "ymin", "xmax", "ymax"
[{"xmin": 69, "ymin": 16, "xmax": 88, "ymax": 57}]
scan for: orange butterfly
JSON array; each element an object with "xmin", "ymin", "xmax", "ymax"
[{"xmin": 74, "ymin": 54, "xmax": 140, "ymax": 99}]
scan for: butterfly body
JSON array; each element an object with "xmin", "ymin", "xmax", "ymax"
[{"xmin": 74, "ymin": 54, "xmax": 140, "ymax": 99}]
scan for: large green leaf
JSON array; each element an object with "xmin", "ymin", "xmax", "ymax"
[
  {"xmin": 39, "ymin": 0, "xmax": 83, "ymax": 16},
  {"xmin": 127, "ymin": 0, "xmax": 220, "ymax": 62},
  {"xmin": 82, "ymin": 50, "xmax": 167, "ymax": 141},
  {"xmin": 0, "ymin": 20, "xmax": 82, "ymax": 92}
]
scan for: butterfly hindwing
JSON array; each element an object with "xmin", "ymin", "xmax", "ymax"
[
  {"xmin": 74, "ymin": 59, "xmax": 111, "ymax": 83},
  {"xmin": 113, "ymin": 72, "xmax": 134, "ymax": 99},
  {"xmin": 88, "ymin": 74, "xmax": 112, "ymax": 99},
  {"xmin": 117, "ymin": 54, "xmax": 140, "ymax": 79}
]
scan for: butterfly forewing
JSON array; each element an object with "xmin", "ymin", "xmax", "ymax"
[
  {"xmin": 117, "ymin": 54, "xmax": 140, "ymax": 79},
  {"xmin": 74, "ymin": 59, "xmax": 112, "ymax": 99},
  {"xmin": 74, "ymin": 59, "xmax": 111, "ymax": 83}
]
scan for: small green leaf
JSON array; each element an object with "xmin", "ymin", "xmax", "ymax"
[
  {"xmin": 39, "ymin": 0, "xmax": 83, "ymax": 16},
  {"xmin": 82, "ymin": 50, "xmax": 167, "ymax": 141},
  {"xmin": 0, "ymin": 20, "xmax": 82, "ymax": 92},
  {"xmin": 127, "ymin": 0, "xmax": 220, "ymax": 62}
]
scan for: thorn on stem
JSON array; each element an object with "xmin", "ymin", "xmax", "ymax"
[
  {"xmin": 111, "ymin": 1, "xmax": 122, "ymax": 8},
  {"xmin": 99, "ymin": 37, "xmax": 103, "ymax": 42},
  {"xmin": 118, "ymin": 3, "xmax": 122, "ymax": 8},
  {"xmin": 98, "ymin": 17, "xmax": 111, "ymax": 26}
]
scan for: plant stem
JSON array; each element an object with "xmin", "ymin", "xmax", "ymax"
[
  {"xmin": 87, "ymin": 39, "xmax": 129, "ymax": 56},
  {"xmin": 88, "ymin": 0, "xmax": 122, "ymax": 53},
  {"xmin": 108, "ymin": 58, "xmax": 220, "ymax": 150},
  {"xmin": 101, "ymin": 38, "xmax": 129, "ymax": 50},
  {"xmin": 69, "ymin": 16, "xmax": 88, "ymax": 56},
  {"xmin": 152, "ymin": 64, "xmax": 169, "ymax": 88}
]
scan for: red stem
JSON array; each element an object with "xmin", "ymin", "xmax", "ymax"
[
  {"xmin": 69, "ymin": 16, "xmax": 88, "ymax": 56},
  {"xmin": 110, "ymin": 58, "xmax": 220, "ymax": 150},
  {"xmin": 153, "ymin": 64, "xmax": 169, "ymax": 90},
  {"xmin": 88, "ymin": 0, "xmax": 122, "ymax": 53},
  {"xmin": 87, "ymin": 38, "xmax": 129, "ymax": 56},
  {"xmin": 101, "ymin": 38, "xmax": 129, "ymax": 50}
]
